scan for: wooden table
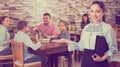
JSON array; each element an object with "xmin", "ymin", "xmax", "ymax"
[{"xmin": 28, "ymin": 42, "xmax": 72, "ymax": 67}]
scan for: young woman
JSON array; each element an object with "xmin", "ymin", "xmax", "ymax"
[
  {"xmin": 80, "ymin": 13, "xmax": 90, "ymax": 29},
  {"xmin": 50, "ymin": 20, "xmax": 70, "ymax": 67},
  {"xmin": 68, "ymin": 1, "xmax": 118, "ymax": 67},
  {"xmin": 0, "ymin": 16, "xmax": 12, "ymax": 56}
]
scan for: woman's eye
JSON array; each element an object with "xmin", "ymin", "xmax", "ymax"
[
  {"xmin": 90, "ymin": 10, "xmax": 93, "ymax": 13},
  {"xmin": 96, "ymin": 10, "xmax": 100, "ymax": 13}
]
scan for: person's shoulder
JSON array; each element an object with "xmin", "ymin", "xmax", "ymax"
[
  {"xmin": 37, "ymin": 22, "xmax": 44, "ymax": 28},
  {"xmin": 50, "ymin": 22, "xmax": 57, "ymax": 28},
  {"xmin": 15, "ymin": 31, "xmax": 22, "ymax": 36},
  {"xmin": 15, "ymin": 31, "xmax": 27, "ymax": 36},
  {"xmin": 50, "ymin": 22, "xmax": 57, "ymax": 25},
  {"xmin": 66, "ymin": 31, "xmax": 70, "ymax": 35},
  {"xmin": 0, "ymin": 25, "xmax": 7, "ymax": 31},
  {"xmin": 101, "ymin": 22, "xmax": 113, "ymax": 33},
  {"xmin": 15, "ymin": 31, "xmax": 29, "ymax": 40},
  {"xmin": 102, "ymin": 22, "xmax": 112, "ymax": 29},
  {"xmin": 83, "ymin": 23, "xmax": 92, "ymax": 29},
  {"xmin": 0, "ymin": 25, "xmax": 3, "ymax": 30},
  {"xmin": 0, "ymin": 25, "xmax": 5, "ymax": 34},
  {"xmin": 0, "ymin": 25, "xmax": 5, "ymax": 29},
  {"xmin": 39, "ymin": 22, "xmax": 44, "ymax": 26}
]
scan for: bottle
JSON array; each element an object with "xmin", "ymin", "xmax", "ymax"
[
  {"xmin": 68, "ymin": 24, "xmax": 71, "ymax": 31},
  {"xmin": 71, "ymin": 24, "xmax": 75, "ymax": 31}
]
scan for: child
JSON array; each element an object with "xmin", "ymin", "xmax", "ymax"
[
  {"xmin": 50, "ymin": 20, "xmax": 70, "ymax": 67},
  {"xmin": 14, "ymin": 20, "xmax": 41, "ymax": 63}
]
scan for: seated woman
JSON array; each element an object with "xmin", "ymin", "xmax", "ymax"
[
  {"xmin": 14, "ymin": 20, "xmax": 41, "ymax": 63},
  {"xmin": 50, "ymin": 20, "xmax": 70, "ymax": 67},
  {"xmin": 0, "ymin": 16, "xmax": 12, "ymax": 56}
]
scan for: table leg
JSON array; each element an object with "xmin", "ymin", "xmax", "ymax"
[
  {"xmin": 74, "ymin": 50, "xmax": 77, "ymax": 61},
  {"xmin": 48, "ymin": 55, "xmax": 51, "ymax": 67},
  {"xmin": 68, "ymin": 52, "xmax": 72, "ymax": 67},
  {"xmin": 41, "ymin": 51, "xmax": 47, "ymax": 67}
]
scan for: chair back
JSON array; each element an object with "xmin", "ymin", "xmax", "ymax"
[
  {"xmin": 70, "ymin": 35, "xmax": 77, "ymax": 42},
  {"xmin": 0, "ymin": 43, "xmax": 13, "ymax": 65},
  {"xmin": 11, "ymin": 41, "xmax": 24, "ymax": 66},
  {"xmin": 110, "ymin": 53, "xmax": 120, "ymax": 67},
  {"xmin": 115, "ymin": 27, "xmax": 120, "ymax": 51},
  {"xmin": 116, "ymin": 28, "xmax": 120, "ymax": 39},
  {"xmin": 0, "ymin": 54, "xmax": 13, "ymax": 65}
]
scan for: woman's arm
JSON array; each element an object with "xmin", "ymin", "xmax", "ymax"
[
  {"xmin": 105, "ymin": 26, "xmax": 118, "ymax": 57},
  {"xmin": 68, "ymin": 30, "xmax": 85, "ymax": 51},
  {"xmin": 93, "ymin": 25, "xmax": 118, "ymax": 62},
  {"xmin": 0, "ymin": 28, "xmax": 10, "ymax": 46},
  {"xmin": 23, "ymin": 35, "xmax": 40, "ymax": 50}
]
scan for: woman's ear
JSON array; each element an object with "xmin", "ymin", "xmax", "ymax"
[{"xmin": 102, "ymin": 12, "xmax": 105, "ymax": 16}]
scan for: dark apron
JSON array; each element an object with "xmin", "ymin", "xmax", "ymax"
[{"xmin": 81, "ymin": 36, "xmax": 109, "ymax": 67}]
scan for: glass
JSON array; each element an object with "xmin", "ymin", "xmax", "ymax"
[{"xmin": 31, "ymin": 35, "xmax": 37, "ymax": 44}]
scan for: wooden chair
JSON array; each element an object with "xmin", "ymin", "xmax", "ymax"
[
  {"xmin": 110, "ymin": 53, "xmax": 120, "ymax": 67},
  {"xmin": 59, "ymin": 35, "xmax": 76, "ymax": 67},
  {"xmin": 0, "ymin": 55, "xmax": 13, "ymax": 65},
  {"xmin": 115, "ymin": 27, "xmax": 120, "ymax": 51},
  {"xmin": 11, "ymin": 41, "xmax": 41, "ymax": 67}
]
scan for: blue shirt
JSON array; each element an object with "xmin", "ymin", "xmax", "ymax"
[{"xmin": 58, "ymin": 30, "xmax": 70, "ymax": 40}]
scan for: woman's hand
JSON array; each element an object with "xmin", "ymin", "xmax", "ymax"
[
  {"xmin": 52, "ymin": 40, "xmax": 59, "ymax": 43},
  {"xmin": 92, "ymin": 54, "xmax": 109, "ymax": 62},
  {"xmin": 52, "ymin": 39, "xmax": 67, "ymax": 43},
  {"xmin": 92, "ymin": 54, "xmax": 103, "ymax": 62}
]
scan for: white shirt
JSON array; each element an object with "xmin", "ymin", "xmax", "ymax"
[
  {"xmin": 0, "ymin": 25, "xmax": 10, "ymax": 51},
  {"xmin": 68, "ymin": 22, "xmax": 118, "ymax": 58},
  {"xmin": 14, "ymin": 31, "xmax": 40, "ymax": 61}
]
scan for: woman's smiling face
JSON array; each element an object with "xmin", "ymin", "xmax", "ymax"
[
  {"xmin": 2, "ymin": 17, "xmax": 10, "ymax": 27},
  {"xmin": 90, "ymin": 4, "xmax": 104, "ymax": 23}
]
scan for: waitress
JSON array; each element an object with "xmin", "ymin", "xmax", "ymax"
[{"xmin": 68, "ymin": 1, "xmax": 118, "ymax": 67}]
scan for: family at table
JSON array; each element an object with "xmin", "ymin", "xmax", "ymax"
[{"xmin": 0, "ymin": 1, "xmax": 118, "ymax": 67}]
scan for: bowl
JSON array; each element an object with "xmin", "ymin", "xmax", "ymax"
[{"xmin": 41, "ymin": 38, "xmax": 50, "ymax": 43}]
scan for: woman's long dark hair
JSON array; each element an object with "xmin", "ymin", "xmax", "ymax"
[
  {"xmin": 81, "ymin": 13, "xmax": 90, "ymax": 24},
  {"xmin": 91, "ymin": 1, "xmax": 106, "ymax": 22}
]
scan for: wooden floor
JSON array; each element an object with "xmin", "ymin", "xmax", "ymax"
[
  {"xmin": 72, "ymin": 61, "xmax": 81, "ymax": 67},
  {"xmin": 59, "ymin": 61, "xmax": 81, "ymax": 67},
  {"xmin": 0, "ymin": 62, "xmax": 81, "ymax": 67}
]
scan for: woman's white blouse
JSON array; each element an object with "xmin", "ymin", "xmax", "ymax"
[
  {"xmin": 68, "ymin": 22, "xmax": 118, "ymax": 57},
  {"xmin": 0, "ymin": 25, "xmax": 10, "ymax": 51}
]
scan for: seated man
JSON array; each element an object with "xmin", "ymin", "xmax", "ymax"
[
  {"xmin": 14, "ymin": 20, "xmax": 41, "ymax": 63},
  {"xmin": 36, "ymin": 13, "xmax": 57, "ymax": 38}
]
